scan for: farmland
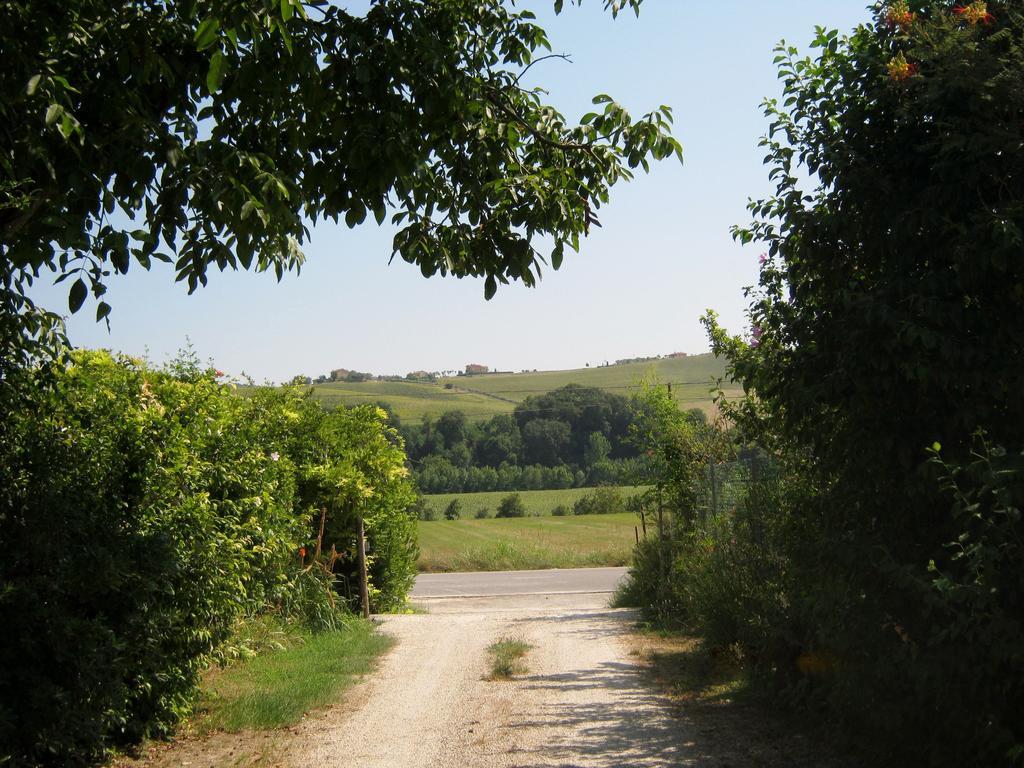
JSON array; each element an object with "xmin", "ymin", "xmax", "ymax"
[
  {"xmin": 416, "ymin": 512, "xmax": 640, "ymax": 572},
  {"xmin": 309, "ymin": 353, "xmax": 740, "ymax": 423},
  {"xmin": 421, "ymin": 486, "xmax": 647, "ymax": 519}
]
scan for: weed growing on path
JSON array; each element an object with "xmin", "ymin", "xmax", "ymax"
[{"xmin": 486, "ymin": 638, "xmax": 532, "ymax": 680}]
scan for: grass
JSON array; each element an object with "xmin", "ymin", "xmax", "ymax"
[
  {"xmin": 423, "ymin": 485, "xmax": 648, "ymax": 519},
  {"xmin": 307, "ymin": 354, "xmax": 740, "ymax": 424},
  {"xmin": 194, "ymin": 618, "xmax": 392, "ymax": 733},
  {"xmin": 630, "ymin": 631, "xmax": 749, "ymax": 705},
  {"xmin": 310, "ymin": 379, "xmax": 510, "ymax": 421},
  {"xmin": 416, "ymin": 511, "xmax": 641, "ymax": 572},
  {"xmin": 487, "ymin": 638, "xmax": 532, "ymax": 680}
]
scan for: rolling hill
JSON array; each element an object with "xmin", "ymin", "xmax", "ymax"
[{"xmin": 310, "ymin": 353, "xmax": 739, "ymax": 425}]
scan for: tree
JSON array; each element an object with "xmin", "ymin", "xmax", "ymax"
[
  {"xmin": 583, "ymin": 430, "xmax": 611, "ymax": 467},
  {"xmin": 496, "ymin": 492, "xmax": 526, "ymax": 518},
  {"xmin": 703, "ymin": 4, "xmax": 1024, "ymax": 763},
  {"xmin": 0, "ymin": 0, "xmax": 679, "ymax": 368},
  {"xmin": 444, "ymin": 498, "xmax": 462, "ymax": 520},
  {"xmin": 521, "ymin": 418, "xmax": 571, "ymax": 466}
]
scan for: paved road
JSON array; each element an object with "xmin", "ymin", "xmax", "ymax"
[{"xmin": 411, "ymin": 566, "xmax": 627, "ymax": 598}]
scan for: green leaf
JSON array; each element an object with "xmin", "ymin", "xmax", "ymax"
[
  {"xmin": 44, "ymin": 103, "xmax": 62, "ymax": 125},
  {"xmin": 96, "ymin": 301, "xmax": 111, "ymax": 322},
  {"xmin": 194, "ymin": 18, "xmax": 220, "ymax": 50},
  {"xmin": 69, "ymin": 278, "xmax": 87, "ymax": 313},
  {"xmin": 345, "ymin": 203, "xmax": 366, "ymax": 228},
  {"xmin": 207, "ymin": 50, "xmax": 226, "ymax": 93},
  {"xmin": 373, "ymin": 204, "xmax": 387, "ymax": 225},
  {"xmin": 280, "ymin": 0, "xmax": 294, "ymax": 21},
  {"xmin": 26, "ymin": 74, "xmax": 42, "ymax": 96},
  {"xmin": 484, "ymin": 274, "xmax": 497, "ymax": 300}
]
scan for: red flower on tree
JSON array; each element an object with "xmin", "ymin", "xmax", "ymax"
[
  {"xmin": 953, "ymin": 2, "xmax": 994, "ymax": 24},
  {"xmin": 885, "ymin": 1, "xmax": 917, "ymax": 31},
  {"xmin": 888, "ymin": 51, "xmax": 919, "ymax": 82},
  {"xmin": 299, "ymin": 546, "xmax": 307, "ymax": 559}
]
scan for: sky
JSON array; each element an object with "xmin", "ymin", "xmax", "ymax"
[{"xmin": 30, "ymin": 1, "xmax": 872, "ymax": 383}]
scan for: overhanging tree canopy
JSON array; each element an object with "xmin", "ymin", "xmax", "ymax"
[{"xmin": 0, "ymin": 0, "xmax": 679, "ymax": 367}]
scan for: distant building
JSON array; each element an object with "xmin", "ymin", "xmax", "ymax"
[
  {"xmin": 330, "ymin": 368, "xmax": 351, "ymax": 381},
  {"xmin": 464, "ymin": 363, "xmax": 489, "ymax": 375},
  {"xmin": 667, "ymin": 352, "xmax": 688, "ymax": 359}
]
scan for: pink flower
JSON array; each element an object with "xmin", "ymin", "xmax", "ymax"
[
  {"xmin": 751, "ymin": 325, "xmax": 763, "ymax": 348},
  {"xmin": 759, "ymin": 254, "xmax": 768, "ymax": 265},
  {"xmin": 215, "ymin": 369, "xmax": 225, "ymax": 378}
]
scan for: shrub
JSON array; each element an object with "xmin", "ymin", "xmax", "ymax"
[
  {"xmin": 495, "ymin": 493, "xmax": 526, "ymax": 518},
  {"xmin": 0, "ymin": 352, "xmax": 418, "ymax": 765},
  {"xmin": 474, "ymin": 507, "xmax": 492, "ymax": 519},
  {"xmin": 698, "ymin": 5, "xmax": 1024, "ymax": 763},
  {"xmin": 444, "ymin": 498, "xmax": 462, "ymax": 520},
  {"xmin": 551, "ymin": 504, "xmax": 571, "ymax": 517},
  {"xmin": 572, "ymin": 485, "xmax": 624, "ymax": 515}
]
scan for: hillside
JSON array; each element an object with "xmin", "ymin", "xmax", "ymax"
[{"xmin": 310, "ymin": 353, "xmax": 738, "ymax": 424}]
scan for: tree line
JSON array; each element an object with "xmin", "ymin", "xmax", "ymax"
[{"xmin": 393, "ymin": 383, "xmax": 706, "ymax": 494}]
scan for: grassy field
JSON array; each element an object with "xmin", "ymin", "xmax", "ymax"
[
  {"xmin": 416, "ymin": 511, "xmax": 640, "ymax": 572},
  {"xmin": 423, "ymin": 486, "xmax": 647, "ymax": 519},
  {"xmin": 195, "ymin": 619, "xmax": 391, "ymax": 732},
  {"xmin": 309, "ymin": 379, "xmax": 510, "ymax": 421},
  {"xmin": 309, "ymin": 354, "xmax": 740, "ymax": 424}
]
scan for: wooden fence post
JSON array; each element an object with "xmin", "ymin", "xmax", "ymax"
[{"xmin": 357, "ymin": 516, "xmax": 370, "ymax": 619}]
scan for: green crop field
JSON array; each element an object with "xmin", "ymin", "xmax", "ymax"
[
  {"xmin": 422, "ymin": 486, "xmax": 647, "ymax": 519},
  {"xmin": 416, "ymin": 512, "xmax": 641, "ymax": 572},
  {"xmin": 309, "ymin": 379, "xmax": 512, "ymax": 421},
  {"xmin": 309, "ymin": 354, "xmax": 740, "ymax": 424}
]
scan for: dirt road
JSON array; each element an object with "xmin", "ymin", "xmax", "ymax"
[{"xmin": 288, "ymin": 591, "xmax": 692, "ymax": 768}]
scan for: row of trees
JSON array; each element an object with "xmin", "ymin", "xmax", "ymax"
[
  {"xmin": 400, "ymin": 384, "xmax": 690, "ymax": 493},
  {"xmin": 0, "ymin": 352, "xmax": 417, "ymax": 766},
  {"xmin": 623, "ymin": 5, "xmax": 1024, "ymax": 766}
]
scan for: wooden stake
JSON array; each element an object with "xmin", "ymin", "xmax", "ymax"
[{"xmin": 357, "ymin": 516, "xmax": 370, "ymax": 619}]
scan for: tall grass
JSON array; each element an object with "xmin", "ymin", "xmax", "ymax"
[{"xmin": 196, "ymin": 619, "xmax": 392, "ymax": 732}]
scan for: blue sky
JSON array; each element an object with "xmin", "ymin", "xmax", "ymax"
[{"xmin": 31, "ymin": 1, "xmax": 871, "ymax": 382}]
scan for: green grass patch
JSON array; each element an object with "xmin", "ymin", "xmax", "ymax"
[
  {"xmin": 487, "ymin": 638, "xmax": 532, "ymax": 680},
  {"xmin": 423, "ymin": 485, "xmax": 647, "ymax": 519},
  {"xmin": 417, "ymin": 511, "xmax": 640, "ymax": 572},
  {"xmin": 195, "ymin": 618, "xmax": 392, "ymax": 733}
]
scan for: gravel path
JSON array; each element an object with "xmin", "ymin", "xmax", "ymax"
[{"xmin": 287, "ymin": 592, "xmax": 693, "ymax": 768}]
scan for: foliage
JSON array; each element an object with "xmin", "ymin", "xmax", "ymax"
[
  {"xmin": 444, "ymin": 498, "xmax": 462, "ymax": 520},
  {"xmin": 0, "ymin": 351, "xmax": 416, "ymax": 766},
  {"xmin": 551, "ymin": 503, "xmax": 571, "ymax": 516},
  {"xmin": 403, "ymin": 385, "xmax": 645, "ymax": 492},
  {"xmin": 496, "ymin": 492, "xmax": 527, "ymax": 518},
  {"xmin": 0, "ymin": 0, "xmax": 678, "ymax": 364},
  {"xmin": 486, "ymin": 638, "xmax": 531, "ymax": 680},
  {"xmin": 572, "ymin": 485, "xmax": 624, "ymax": 515},
  {"xmin": 694, "ymin": 4, "xmax": 1024, "ymax": 765},
  {"xmin": 474, "ymin": 506, "xmax": 493, "ymax": 519}
]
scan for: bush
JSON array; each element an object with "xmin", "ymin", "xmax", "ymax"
[
  {"xmin": 444, "ymin": 498, "xmax": 462, "ymax": 520},
  {"xmin": 572, "ymin": 485, "xmax": 624, "ymax": 516},
  {"xmin": 551, "ymin": 504, "xmax": 571, "ymax": 516},
  {"xmin": 474, "ymin": 507, "xmax": 492, "ymax": 519},
  {"xmin": 495, "ymin": 493, "xmax": 526, "ymax": 518},
  {"xmin": 0, "ymin": 351, "xmax": 418, "ymax": 766},
  {"xmin": 697, "ymin": 5, "xmax": 1024, "ymax": 763}
]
